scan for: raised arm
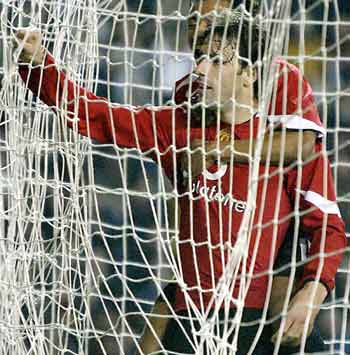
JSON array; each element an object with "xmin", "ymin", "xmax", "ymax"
[{"xmin": 14, "ymin": 29, "xmax": 177, "ymax": 154}]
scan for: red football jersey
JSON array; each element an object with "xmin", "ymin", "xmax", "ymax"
[
  {"xmin": 173, "ymin": 58, "xmax": 346, "ymax": 295},
  {"xmin": 175, "ymin": 58, "xmax": 325, "ymax": 137},
  {"xmin": 19, "ymin": 54, "xmax": 345, "ymax": 312}
]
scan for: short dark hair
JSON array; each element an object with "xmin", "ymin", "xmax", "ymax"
[
  {"xmin": 190, "ymin": 0, "xmax": 262, "ymax": 16},
  {"xmin": 200, "ymin": 7, "xmax": 266, "ymax": 99}
]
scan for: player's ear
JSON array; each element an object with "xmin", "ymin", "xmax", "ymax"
[{"xmin": 242, "ymin": 66, "xmax": 257, "ymax": 88}]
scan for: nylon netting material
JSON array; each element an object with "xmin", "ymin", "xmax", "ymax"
[{"xmin": 0, "ymin": 1, "xmax": 349, "ymax": 354}]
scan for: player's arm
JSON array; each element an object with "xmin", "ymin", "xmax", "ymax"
[
  {"xmin": 222, "ymin": 61, "xmax": 322, "ymax": 165},
  {"xmin": 14, "ymin": 29, "xmax": 173, "ymax": 152},
  {"xmin": 209, "ymin": 129, "xmax": 316, "ymax": 165},
  {"xmin": 137, "ymin": 234, "xmax": 179, "ymax": 354},
  {"xmin": 182, "ymin": 61, "xmax": 322, "ymax": 177},
  {"xmin": 269, "ymin": 231, "xmax": 327, "ymax": 352},
  {"xmin": 137, "ymin": 298, "xmax": 171, "ymax": 355},
  {"xmin": 272, "ymin": 152, "xmax": 346, "ymax": 347},
  {"xmin": 181, "ymin": 130, "xmax": 316, "ymax": 180},
  {"xmin": 271, "ymin": 281, "xmax": 327, "ymax": 347},
  {"xmin": 136, "ymin": 283, "xmax": 176, "ymax": 355},
  {"xmin": 268, "ymin": 225, "xmax": 304, "ymax": 334},
  {"xmin": 287, "ymin": 153, "xmax": 346, "ymax": 293}
]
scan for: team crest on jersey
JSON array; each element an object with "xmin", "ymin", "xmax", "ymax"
[{"xmin": 218, "ymin": 129, "xmax": 231, "ymax": 143}]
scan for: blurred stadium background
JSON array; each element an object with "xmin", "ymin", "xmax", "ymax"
[{"xmin": 0, "ymin": 0, "xmax": 349, "ymax": 354}]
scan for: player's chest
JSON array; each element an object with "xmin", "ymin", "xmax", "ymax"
[{"xmin": 185, "ymin": 127, "xmax": 250, "ymax": 201}]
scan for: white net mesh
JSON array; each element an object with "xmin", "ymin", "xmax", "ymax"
[{"xmin": 0, "ymin": 0, "xmax": 349, "ymax": 354}]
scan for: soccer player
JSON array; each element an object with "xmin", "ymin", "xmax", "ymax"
[
  {"xmin": 139, "ymin": 0, "xmax": 341, "ymax": 353},
  {"xmin": 14, "ymin": 6, "xmax": 346, "ymax": 355}
]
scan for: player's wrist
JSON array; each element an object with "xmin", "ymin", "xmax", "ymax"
[
  {"xmin": 17, "ymin": 45, "xmax": 45, "ymax": 66},
  {"xmin": 299, "ymin": 280, "xmax": 328, "ymax": 305},
  {"xmin": 206, "ymin": 140, "xmax": 233, "ymax": 160},
  {"xmin": 33, "ymin": 46, "xmax": 46, "ymax": 66},
  {"xmin": 206, "ymin": 142, "xmax": 220, "ymax": 160}
]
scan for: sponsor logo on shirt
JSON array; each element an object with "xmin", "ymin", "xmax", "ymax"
[
  {"xmin": 202, "ymin": 164, "xmax": 228, "ymax": 180},
  {"xmin": 191, "ymin": 178, "xmax": 247, "ymax": 213}
]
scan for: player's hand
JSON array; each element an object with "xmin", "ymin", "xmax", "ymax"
[
  {"xmin": 271, "ymin": 281, "xmax": 328, "ymax": 347},
  {"xmin": 13, "ymin": 29, "xmax": 44, "ymax": 65},
  {"xmin": 180, "ymin": 139, "xmax": 215, "ymax": 185}
]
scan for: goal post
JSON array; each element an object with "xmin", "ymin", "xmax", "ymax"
[{"xmin": 0, "ymin": 1, "xmax": 349, "ymax": 355}]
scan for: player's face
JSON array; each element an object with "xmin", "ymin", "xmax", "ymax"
[
  {"xmin": 193, "ymin": 33, "xmax": 246, "ymax": 116},
  {"xmin": 188, "ymin": 0, "xmax": 231, "ymax": 48}
]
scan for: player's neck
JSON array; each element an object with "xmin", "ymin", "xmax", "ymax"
[{"xmin": 222, "ymin": 98, "xmax": 259, "ymax": 125}]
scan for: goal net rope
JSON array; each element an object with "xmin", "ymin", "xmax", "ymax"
[{"xmin": 0, "ymin": 0, "xmax": 349, "ymax": 355}]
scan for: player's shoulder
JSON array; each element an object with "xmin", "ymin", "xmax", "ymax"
[
  {"xmin": 274, "ymin": 57, "xmax": 310, "ymax": 87},
  {"xmin": 175, "ymin": 73, "xmax": 191, "ymax": 90},
  {"xmin": 174, "ymin": 73, "xmax": 191, "ymax": 105},
  {"xmin": 159, "ymin": 105, "xmax": 188, "ymax": 133},
  {"xmin": 274, "ymin": 57, "xmax": 315, "ymax": 97},
  {"xmin": 274, "ymin": 57, "xmax": 301, "ymax": 76},
  {"xmin": 129, "ymin": 101, "xmax": 187, "ymax": 137}
]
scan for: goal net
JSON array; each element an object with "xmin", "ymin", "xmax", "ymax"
[{"xmin": 0, "ymin": 0, "xmax": 349, "ymax": 354}]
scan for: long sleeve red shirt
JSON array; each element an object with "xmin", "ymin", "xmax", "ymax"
[{"xmin": 19, "ymin": 53, "xmax": 346, "ymax": 311}]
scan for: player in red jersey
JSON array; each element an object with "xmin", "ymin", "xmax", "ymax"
[
  {"xmin": 139, "ymin": 1, "xmax": 342, "ymax": 354},
  {"xmin": 14, "ymin": 5, "xmax": 346, "ymax": 354}
]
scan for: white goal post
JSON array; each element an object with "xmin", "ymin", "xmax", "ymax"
[{"xmin": 0, "ymin": 1, "xmax": 349, "ymax": 355}]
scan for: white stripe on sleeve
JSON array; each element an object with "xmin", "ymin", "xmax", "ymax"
[
  {"xmin": 299, "ymin": 190, "xmax": 341, "ymax": 217},
  {"xmin": 268, "ymin": 115, "xmax": 326, "ymax": 137}
]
